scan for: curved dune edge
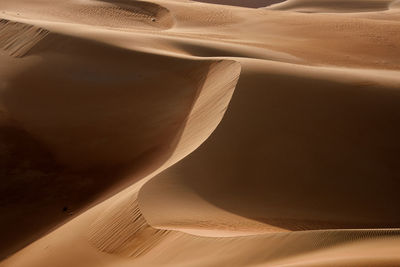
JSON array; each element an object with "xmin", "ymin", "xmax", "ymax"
[
  {"xmin": 89, "ymin": 190, "xmax": 400, "ymax": 260},
  {"xmin": 138, "ymin": 58, "xmax": 400, "ymax": 235},
  {"xmin": 267, "ymin": 0, "xmax": 397, "ymax": 13},
  {"xmin": 88, "ymin": 59, "xmax": 242, "ymax": 256},
  {"xmin": 160, "ymin": 59, "xmax": 241, "ymax": 169},
  {"xmin": 88, "ymin": 193, "xmax": 176, "ymax": 257},
  {"xmin": 84, "ymin": 60, "xmax": 243, "ymax": 257},
  {"xmin": 0, "ymin": 17, "xmax": 242, "ymax": 258}
]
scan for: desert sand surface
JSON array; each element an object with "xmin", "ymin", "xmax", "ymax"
[{"xmin": 1, "ymin": 0, "xmax": 400, "ymax": 266}]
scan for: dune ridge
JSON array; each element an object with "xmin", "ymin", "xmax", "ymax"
[
  {"xmin": 0, "ymin": 13, "xmax": 242, "ymax": 259},
  {"xmin": 139, "ymin": 58, "xmax": 400, "ymax": 235}
]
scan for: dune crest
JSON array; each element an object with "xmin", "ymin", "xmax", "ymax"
[
  {"xmin": 139, "ymin": 59, "xmax": 400, "ymax": 234},
  {"xmin": 0, "ymin": 13, "xmax": 242, "ymax": 257}
]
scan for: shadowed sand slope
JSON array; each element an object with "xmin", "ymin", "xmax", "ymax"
[
  {"xmin": 0, "ymin": 17, "xmax": 241, "ymax": 258},
  {"xmin": 0, "ymin": 19, "xmax": 49, "ymax": 57},
  {"xmin": 1, "ymin": 0, "xmax": 400, "ymax": 266},
  {"xmin": 140, "ymin": 60, "xmax": 400, "ymax": 233}
]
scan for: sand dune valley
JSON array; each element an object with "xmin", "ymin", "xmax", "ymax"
[{"xmin": 1, "ymin": 0, "xmax": 400, "ymax": 266}]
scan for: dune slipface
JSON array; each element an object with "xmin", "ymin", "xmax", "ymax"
[{"xmin": 1, "ymin": 0, "xmax": 400, "ymax": 266}]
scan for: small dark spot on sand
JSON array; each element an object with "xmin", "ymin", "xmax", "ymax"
[
  {"xmin": 62, "ymin": 206, "xmax": 69, "ymax": 212},
  {"xmin": 151, "ymin": 18, "xmax": 156, "ymax": 22}
]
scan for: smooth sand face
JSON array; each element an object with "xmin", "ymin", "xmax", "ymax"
[{"xmin": 1, "ymin": 0, "xmax": 400, "ymax": 266}]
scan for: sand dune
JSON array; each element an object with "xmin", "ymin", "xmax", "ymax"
[
  {"xmin": 1, "ymin": 0, "xmax": 174, "ymax": 29},
  {"xmin": 3, "ymin": 189, "xmax": 400, "ymax": 266},
  {"xmin": 267, "ymin": 0, "xmax": 397, "ymax": 12},
  {"xmin": 0, "ymin": 16, "xmax": 240, "ymax": 258},
  {"xmin": 1, "ymin": 0, "xmax": 400, "ymax": 266},
  {"xmin": 140, "ymin": 60, "xmax": 400, "ymax": 233}
]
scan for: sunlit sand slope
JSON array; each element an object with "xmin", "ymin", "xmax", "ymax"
[
  {"xmin": 140, "ymin": 59, "xmax": 400, "ymax": 233},
  {"xmin": 3, "ymin": 190, "xmax": 400, "ymax": 267},
  {"xmin": 0, "ymin": 17, "xmax": 240, "ymax": 258}
]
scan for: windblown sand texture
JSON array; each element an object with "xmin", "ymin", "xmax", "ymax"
[{"xmin": 1, "ymin": 0, "xmax": 400, "ymax": 266}]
